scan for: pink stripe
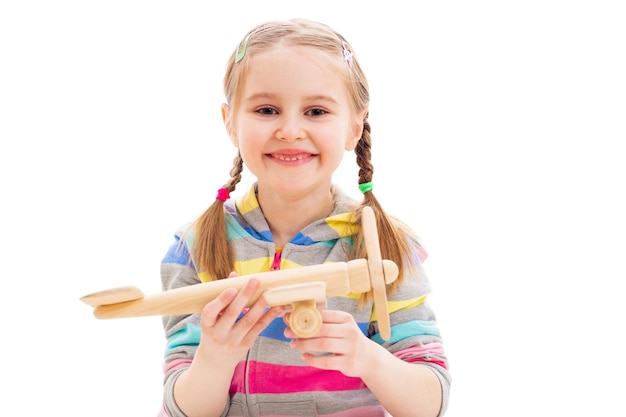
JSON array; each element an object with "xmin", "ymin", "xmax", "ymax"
[
  {"xmin": 163, "ymin": 358, "xmax": 192, "ymax": 374},
  {"xmin": 230, "ymin": 361, "xmax": 366, "ymax": 394},
  {"xmin": 394, "ymin": 344, "xmax": 448, "ymax": 369},
  {"xmin": 394, "ymin": 343, "xmax": 445, "ymax": 360},
  {"xmin": 156, "ymin": 405, "xmax": 168, "ymax": 417},
  {"xmin": 409, "ymin": 357, "xmax": 448, "ymax": 369}
]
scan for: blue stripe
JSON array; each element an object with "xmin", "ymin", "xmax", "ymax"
[
  {"xmin": 260, "ymin": 317, "xmax": 289, "ymax": 341},
  {"xmin": 165, "ymin": 317, "xmax": 370, "ymax": 352},
  {"xmin": 165, "ymin": 323, "xmax": 200, "ymax": 355},
  {"xmin": 291, "ymin": 234, "xmax": 343, "ymax": 247},
  {"xmin": 260, "ymin": 318, "xmax": 369, "ymax": 341},
  {"xmin": 290, "ymin": 233, "xmax": 316, "ymax": 245},
  {"xmin": 161, "ymin": 237, "xmax": 193, "ymax": 267},
  {"xmin": 225, "ymin": 215, "xmax": 272, "ymax": 242},
  {"xmin": 371, "ymin": 320, "xmax": 440, "ymax": 344}
]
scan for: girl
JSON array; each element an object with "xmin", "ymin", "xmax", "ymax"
[{"xmin": 159, "ymin": 18, "xmax": 450, "ymax": 417}]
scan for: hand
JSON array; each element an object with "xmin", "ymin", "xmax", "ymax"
[
  {"xmin": 284, "ymin": 309, "xmax": 376, "ymax": 378},
  {"xmin": 196, "ymin": 275, "xmax": 284, "ymax": 367}
]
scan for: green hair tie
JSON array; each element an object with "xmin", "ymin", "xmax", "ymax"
[
  {"xmin": 358, "ymin": 182, "xmax": 373, "ymax": 194},
  {"xmin": 235, "ymin": 34, "xmax": 251, "ymax": 63}
]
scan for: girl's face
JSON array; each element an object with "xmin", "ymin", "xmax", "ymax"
[{"xmin": 224, "ymin": 46, "xmax": 366, "ymax": 198}]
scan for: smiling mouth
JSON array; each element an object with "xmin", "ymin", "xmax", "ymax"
[
  {"xmin": 270, "ymin": 152, "xmax": 314, "ymax": 161},
  {"xmin": 277, "ymin": 154, "xmax": 304, "ymax": 161}
]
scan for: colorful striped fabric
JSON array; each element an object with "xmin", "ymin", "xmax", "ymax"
[{"xmin": 159, "ymin": 184, "xmax": 450, "ymax": 416}]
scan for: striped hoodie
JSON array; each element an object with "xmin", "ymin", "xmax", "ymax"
[{"xmin": 159, "ymin": 184, "xmax": 450, "ymax": 417}]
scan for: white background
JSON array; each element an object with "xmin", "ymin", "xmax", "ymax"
[{"xmin": 1, "ymin": 1, "xmax": 625, "ymax": 416}]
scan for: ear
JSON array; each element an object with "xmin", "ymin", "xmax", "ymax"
[
  {"xmin": 345, "ymin": 109, "xmax": 368, "ymax": 151},
  {"xmin": 221, "ymin": 103, "xmax": 238, "ymax": 147}
]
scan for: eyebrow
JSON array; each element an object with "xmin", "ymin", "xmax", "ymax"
[{"xmin": 244, "ymin": 92, "xmax": 339, "ymax": 104}]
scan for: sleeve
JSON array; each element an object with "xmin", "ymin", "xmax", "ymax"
[
  {"xmin": 158, "ymin": 232, "xmax": 230, "ymax": 417},
  {"xmin": 368, "ymin": 237, "xmax": 451, "ymax": 417}
]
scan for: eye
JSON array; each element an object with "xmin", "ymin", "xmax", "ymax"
[
  {"xmin": 256, "ymin": 106, "xmax": 278, "ymax": 115},
  {"xmin": 306, "ymin": 108, "xmax": 328, "ymax": 117}
]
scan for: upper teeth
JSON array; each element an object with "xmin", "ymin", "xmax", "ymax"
[{"xmin": 278, "ymin": 155, "xmax": 303, "ymax": 161}]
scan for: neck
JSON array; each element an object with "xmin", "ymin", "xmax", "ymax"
[{"xmin": 256, "ymin": 185, "xmax": 335, "ymax": 247}]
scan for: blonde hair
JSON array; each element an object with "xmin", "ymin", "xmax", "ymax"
[{"xmin": 191, "ymin": 18, "xmax": 417, "ymax": 298}]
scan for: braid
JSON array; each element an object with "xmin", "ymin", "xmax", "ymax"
[
  {"xmin": 190, "ymin": 153, "xmax": 243, "ymax": 281},
  {"xmin": 356, "ymin": 118, "xmax": 373, "ymax": 184},
  {"xmin": 225, "ymin": 153, "xmax": 244, "ymax": 193},
  {"xmin": 353, "ymin": 118, "xmax": 413, "ymax": 302}
]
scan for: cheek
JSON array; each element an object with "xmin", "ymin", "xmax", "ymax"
[
  {"xmin": 337, "ymin": 125, "xmax": 359, "ymax": 152},
  {"xmin": 234, "ymin": 128, "xmax": 263, "ymax": 167},
  {"xmin": 234, "ymin": 124, "xmax": 259, "ymax": 148},
  {"xmin": 237, "ymin": 146, "xmax": 260, "ymax": 177},
  {"xmin": 236, "ymin": 137, "xmax": 256, "ymax": 160},
  {"xmin": 324, "ymin": 141, "xmax": 349, "ymax": 167}
]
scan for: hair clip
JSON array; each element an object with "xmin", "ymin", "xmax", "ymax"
[
  {"xmin": 342, "ymin": 40, "xmax": 353, "ymax": 68},
  {"xmin": 235, "ymin": 34, "xmax": 252, "ymax": 64}
]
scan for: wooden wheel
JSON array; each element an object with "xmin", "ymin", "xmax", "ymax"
[{"xmin": 289, "ymin": 300, "xmax": 323, "ymax": 338}]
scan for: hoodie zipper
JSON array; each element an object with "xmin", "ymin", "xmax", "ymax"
[{"xmin": 270, "ymin": 250, "xmax": 282, "ymax": 271}]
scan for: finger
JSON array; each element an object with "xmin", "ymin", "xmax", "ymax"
[
  {"xmin": 283, "ymin": 309, "xmax": 348, "ymax": 339},
  {"xmin": 201, "ymin": 287, "xmax": 238, "ymax": 328},
  {"xmin": 240, "ymin": 305, "xmax": 285, "ymax": 346},
  {"xmin": 230, "ymin": 287, "xmax": 284, "ymax": 345},
  {"xmin": 318, "ymin": 309, "xmax": 350, "ymax": 323},
  {"xmin": 218, "ymin": 278, "xmax": 261, "ymax": 324},
  {"xmin": 290, "ymin": 334, "xmax": 346, "ymax": 357},
  {"xmin": 234, "ymin": 286, "xmax": 283, "ymax": 332},
  {"xmin": 235, "ymin": 287, "xmax": 272, "ymax": 329},
  {"xmin": 300, "ymin": 351, "xmax": 342, "ymax": 370}
]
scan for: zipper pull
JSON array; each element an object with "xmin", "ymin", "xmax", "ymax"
[{"xmin": 270, "ymin": 251, "xmax": 282, "ymax": 271}]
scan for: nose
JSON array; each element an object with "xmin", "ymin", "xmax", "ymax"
[{"xmin": 275, "ymin": 112, "xmax": 305, "ymax": 142}]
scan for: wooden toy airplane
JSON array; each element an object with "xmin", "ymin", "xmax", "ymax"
[{"xmin": 80, "ymin": 206, "xmax": 398, "ymax": 340}]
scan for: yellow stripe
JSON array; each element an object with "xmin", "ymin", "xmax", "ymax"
[
  {"xmin": 198, "ymin": 271, "xmax": 212, "ymax": 282},
  {"xmin": 371, "ymin": 294, "xmax": 428, "ymax": 321},
  {"xmin": 344, "ymin": 292, "xmax": 362, "ymax": 299},
  {"xmin": 236, "ymin": 185, "xmax": 260, "ymax": 215},
  {"xmin": 200, "ymin": 256, "xmax": 278, "ymax": 281},
  {"xmin": 234, "ymin": 258, "xmax": 272, "ymax": 276},
  {"xmin": 325, "ymin": 212, "xmax": 358, "ymax": 236}
]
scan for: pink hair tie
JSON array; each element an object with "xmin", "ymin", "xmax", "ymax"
[{"xmin": 216, "ymin": 187, "xmax": 230, "ymax": 202}]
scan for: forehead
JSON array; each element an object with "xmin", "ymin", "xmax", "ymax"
[{"xmin": 240, "ymin": 46, "xmax": 351, "ymax": 102}]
